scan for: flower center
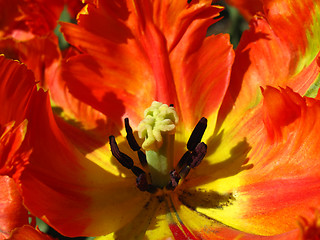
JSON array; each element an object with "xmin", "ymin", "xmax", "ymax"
[
  {"xmin": 137, "ymin": 102, "xmax": 178, "ymax": 188},
  {"xmin": 109, "ymin": 101, "xmax": 208, "ymax": 192}
]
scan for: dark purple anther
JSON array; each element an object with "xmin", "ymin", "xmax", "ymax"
[
  {"xmin": 187, "ymin": 117, "xmax": 207, "ymax": 151},
  {"xmin": 190, "ymin": 142, "xmax": 207, "ymax": 168},
  {"xmin": 136, "ymin": 173, "xmax": 149, "ymax": 192},
  {"xmin": 176, "ymin": 151, "xmax": 192, "ymax": 170},
  {"xmin": 131, "ymin": 166, "xmax": 145, "ymax": 177},
  {"xmin": 179, "ymin": 165, "xmax": 191, "ymax": 178},
  {"xmin": 124, "ymin": 118, "xmax": 141, "ymax": 151},
  {"xmin": 166, "ymin": 170, "xmax": 181, "ymax": 190},
  {"xmin": 138, "ymin": 150, "xmax": 148, "ymax": 168},
  {"xmin": 109, "ymin": 135, "xmax": 134, "ymax": 169}
]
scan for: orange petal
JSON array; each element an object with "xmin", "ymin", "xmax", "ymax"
[
  {"xmin": 226, "ymin": 3, "xmax": 320, "ymax": 116},
  {"xmin": 20, "ymin": 68, "xmax": 150, "ymax": 237},
  {"xmin": 262, "ymin": 0, "xmax": 320, "ymax": 59},
  {"xmin": 0, "ymin": 176, "xmax": 29, "ymax": 239},
  {"xmin": 170, "ymin": 28, "xmax": 234, "ymax": 126},
  {"xmin": 61, "ymin": 1, "xmax": 233, "ymax": 128},
  {"xmin": 262, "ymin": 86, "xmax": 303, "ymax": 143},
  {"xmin": 191, "ymin": 87, "xmax": 320, "ymax": 236}
]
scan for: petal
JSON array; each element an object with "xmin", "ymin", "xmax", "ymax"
[
  {"xmin": 0, "ymin": 176, "xmax": 29, "ymax": 239},
  {"xmin": 65, "ymin": 0, "xmax": 85, "ymax": 19},
  {"xmin": 0, "ymin": 36, "xmax": 109, "ymax": 142},
  {"xmin": 0, "ymin": 0, "xmax": 64, "ymax": 39},
  {"xmin": 0, "ymin": 55, "xmax": 37, "ymax": 124},
  {"xmin": 19, "ymin": 70, "xmax": 150, "ymax": 237},
  {"xmin": 173, "ymin": 192, "xmax": 301, "ymax": 240},
  {"xmin": 0, "ymin": 37, "xmax": 114, "ymax": 163},
  {"xmin": 0, "ymin": 55, "xmax": 150, "ymax": 237},
  {"xmin": 96, "ymin": 193, "xmax": 270, "ymax": 240},
  {"xmin": 0, "ymin": 120, "xmax": 29, "ymax": 180},
  {"xmin": 262, "ymin": 0, "xmax": 320, "ymax": 63},
  {"xmin": 21, "ymin": 89, "xmax": 151, "ymax": 237},
  {"xmin": 14, "ymin": 0, "xmax": 64, "ymax": 37},
  {"xmin": 60, "ymin": 1, "xmax": 233, "ymax": 128},
  {"xmin": 226, "ymin": 1, "xmax": 320, "ymax": 116},
  {"xmin": 95, "ymin": 196, "xmax": 160, "ymax": 240},
  {"xmin": 224, "ymin": 0, "xmax": 263, "ymax": 21},
  {"xmin": 184, "ymin": 87, "xmax": 320, "ymax": 236},
  {"xmin": 0, "ymin": 0, "xmax": 21, "ymax": 38},
  {"xmin": 170, "ymin": 29, "xmax": 234, "ymax": 126},
  {"xmin": 7, "ymin": 225, "xmax": 55, "ymax": 240},
  {"xmin": 0, "ymin": 37, "xmax": 60, "ymax": 88}
]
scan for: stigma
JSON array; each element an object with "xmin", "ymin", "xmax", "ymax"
[
  {"xmin": 137, "ymin": 102, "xmax": 178, "ymax": 187},
  {"xmin": 109, "ymin": 101, "xmax": 207, "ymax": 192}
]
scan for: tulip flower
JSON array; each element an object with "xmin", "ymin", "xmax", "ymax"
[{"xmin": 3, "ymin": 0, "xmax": 318, "ymax": 239}]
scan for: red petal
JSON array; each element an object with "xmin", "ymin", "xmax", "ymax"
[
  {"xmin": 0, "ymin": 37, "xmax": 60, "ymax": 89},
  {"xmin": 224, "ymin": 0, "xmax": 263, "ymax": 20},
  {"xmin": 21, "ymin": 72, "xmax": 150, "ymax": 237},
  {"xmin": 7, "ymin": 225, "xmax": 55, "ymax": 240},
  {"xmin": 0, "ymin": 120, "xmax": 30, "ymax": 181},
  {"xmin": 0, "ymin": 56, "xmax": 37, "ymax": 124},
  {"xmin": 0, "ymin": 176, "xmax": 29, "ymax": 239},
  {"xmin": 65, "ymin": 0, "xmax": 85, "ymax": 19},
  {"xmin": 0, "ymin": 0, "xmax": 64, "ymax": 39},
  {"xmin": 0, "ymin": 37, "xmax": 108, "ymax": 138}
]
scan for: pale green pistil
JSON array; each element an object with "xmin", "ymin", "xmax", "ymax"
[{"xmin": 137, "ymin": 101, "xmax": 178, "ymax": 188}]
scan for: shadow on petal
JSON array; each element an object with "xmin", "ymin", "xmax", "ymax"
[
  {"xmin": 178, "ymin": 188, "xmax": 235, "ymax": 210},
  {"xmin": 186, "ymin": 138, "xmax": 253, "ymax": 188}
]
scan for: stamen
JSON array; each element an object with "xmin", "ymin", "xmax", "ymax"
[
  {"xmin": 109, "ymin": 136, "xmax": 134, "ymax": 169},
  {"xmin": 190, "ymin": 142, "xmax": 207, "ymax": 168},
  {"xmin": 137, "ymin": 101, "xmax": 179, "ymax": 188},
  {"xmin": 131, "ymin": 166, "xmax": 145, "ymax": 177},
  {"xmin": 110, "ymin": 107, "xmax": 208, "ymax": 192},
  {"xmin": 136, "ymin": 173, "xmax": 149, "ymax": 191},
  {"xmin": 176, "ymin": 151, "xmax": 192, "ymax": 171},
  {"xmin": 137, "ymin": 150, "xmax": 148, "ymax": 168},
  {"xmin": 166, "ymin": 170, "xmax": 181, "ymax": 190},
  {"xmin": 179, "ymin": 165, "xmax": 191, "ymax": 179},
  {"xmin": 124, "ymin": 118, "xmax": 148, "ymax": 168},
  {"xmin": 187, "ymin": 117, "xmax": 207, "ymax": 151},
  {"xmin": 124, "ymin": 118, "xmax": 141, "ymax": 151}
]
